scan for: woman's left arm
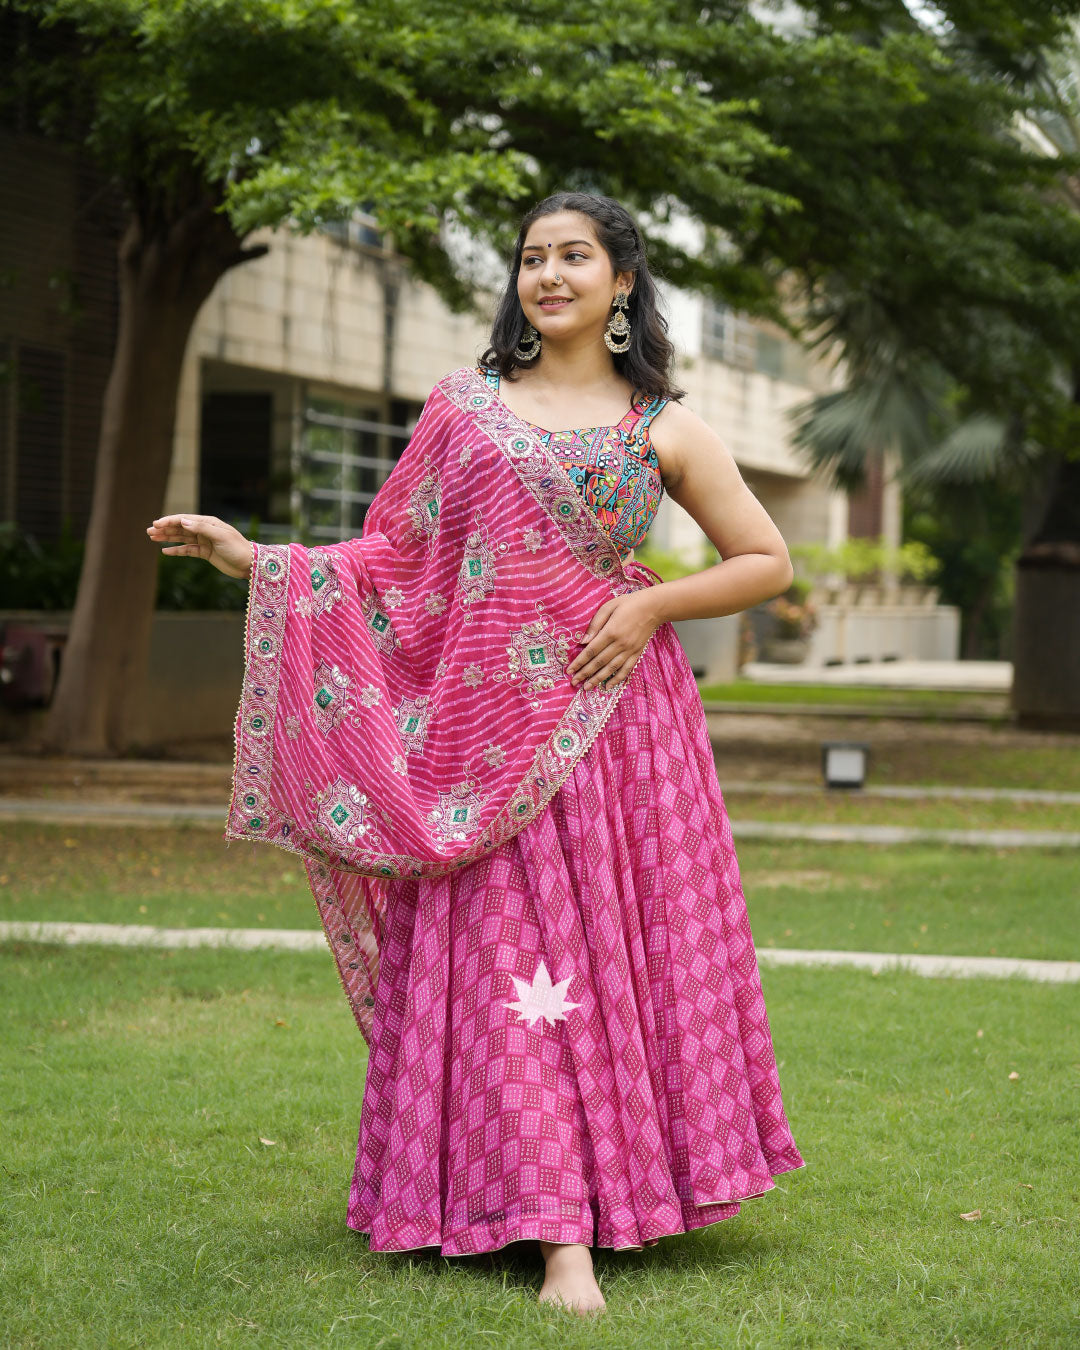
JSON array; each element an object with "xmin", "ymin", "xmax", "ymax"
[{"xmin": 568, "ymin": 402, "xmax": 794, "ymax": 689}]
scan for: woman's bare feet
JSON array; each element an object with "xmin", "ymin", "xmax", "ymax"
[{"xmin": 538, "ymin": 1241, "xmax": 606, "ymax": 1316}]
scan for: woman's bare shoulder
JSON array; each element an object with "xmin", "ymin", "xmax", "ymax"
[{"xmin": 649, "ymin": 400, "xmax": 734, "ymax": 492}]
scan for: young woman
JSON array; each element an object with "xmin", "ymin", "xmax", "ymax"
[{"xmin": 147, "ymin": 192, "xmax": 804, "ymax": 1317}]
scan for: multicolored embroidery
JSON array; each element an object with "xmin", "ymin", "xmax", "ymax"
[
  {"xmin": 407, "ymin": 458, "xmax": 442, "ymax": 546},
  {"xmin": 361, "ymin": 591, "xmax": 399, "ymax": 657},
  {"xmin": 458, "ymin": 510, "xmax": 503, "ymax": 612},
  {"xmin": 440, "ymin": 370, "xmax": 633, "ymax": 592},
  {"xmin": 226, "ymin": 422, "xmax": 652, "ymax": 882},
  {"xmin": 314, "ymin": 776, "xmax": 382, "ymax": 848},
  {"xmin": 227, "ymin": 543, "xmax": 290, "ymax": 841},
  {"xmin": 496, "ymin": 613, "xmax": 572, "ymax": 708},
  {"xmin": 312, "ymin": 659, "xmax": 350, "ymax": 737},
  {"xmin": 478, "ymin": 366, "xmax": 666, "ymax": 558},
  {"xmin": 428, "ymin": 778, "xmax": 486, "ymax": 848},
  {"xmin": 294, "ymin": 547, "xmax": 349, "ymax": 618},
  {"xmin": 394, "ymin": 694, "xmax": 436, "ymax": 755}
]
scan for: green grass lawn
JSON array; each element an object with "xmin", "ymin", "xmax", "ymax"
[
  {"xmin": 712, "ymin": 736, "xmax": 1080, "ymax": 794},
  {"xmin": 697, "ymin": 681, "xmax": 1007, "ymax": 711},
  {"xmin": 1, "ymin": 943, "xmax": 1076, "ymax": 1348},
  {"xmin": 2, "ymin": 825, "xmax": 1079, "ymax": 964},
  {"xmin": 721, "ymin": 789, "xmax": 1080, "ymax": 834}
]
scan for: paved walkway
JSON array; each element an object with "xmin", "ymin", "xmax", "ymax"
[
  {"xmin": 1, "ymin": 797, "xmax": 1076, "ymax": 849},
  {"xmin": 2, "ymin": 920, "xmax": 1076, "ymax": 984},
  {"xmin": 734, "ymin": 821, "xmax": 1080, "ymax": 848},
  {"xmin": 742, "ymin": 659, "xmax": 1012, "ymax": 692}
]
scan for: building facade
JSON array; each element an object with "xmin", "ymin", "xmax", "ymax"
[{"xmin": 164, "ymin": 221, "xmax": 854, "ymax": 570}]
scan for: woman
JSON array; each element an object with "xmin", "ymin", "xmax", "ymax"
[{"xmin": 147, "ymin": 192, "xmax": 804, "ymax": 1317}]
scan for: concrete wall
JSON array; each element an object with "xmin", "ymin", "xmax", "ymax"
[{"xmin": 806, "ymin": 603, "xmax": 961, "ymax": 666}]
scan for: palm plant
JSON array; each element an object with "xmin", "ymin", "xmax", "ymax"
[{"xmin": 788, "ymin": 22, "xmax": 1080, "ymax": 719}]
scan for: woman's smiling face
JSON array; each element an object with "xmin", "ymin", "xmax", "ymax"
[{"xmin": 516, "ymin": 210, "xmax": 633, "ymax": 344}]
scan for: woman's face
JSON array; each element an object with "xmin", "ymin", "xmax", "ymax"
[{"xmin": 516, "ymin": 210, "xmax": 633, "ymax": 346}]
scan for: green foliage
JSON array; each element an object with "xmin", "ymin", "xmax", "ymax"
[
  {"xmin": 791, "ymin": 537, "xmax": 940, "ymax": 585},
  {"xmin": 0, "ymin": 523, "xmax": 247, "ymax": 612},
  {"xmin": 632, "ymin": 539, "xmax": 707, "ymax": 582},
  {"xmin": 0, "ymin": 521, "xmax": 84, "ymax": 610},
  {"xmin": 7, "ymin": 0, "xmax": 1080, "ymax": 380},
  {"xmin": 902, "ymin": 477, "xmax": 1023, "ymax": 658}
]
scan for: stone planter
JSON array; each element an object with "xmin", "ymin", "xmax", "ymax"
[{"xmin": 761, "ymin": 636, "xmax": 810, "ymax": 664}]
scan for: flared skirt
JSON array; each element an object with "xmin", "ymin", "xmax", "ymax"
[{"xmin": 347, "ymin": 622, "xmax": 804, "ymax": 1255}]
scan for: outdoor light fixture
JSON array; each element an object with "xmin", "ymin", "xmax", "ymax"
[{"xmin": 821, "ymin": 741, "xmax": 869, "ymax": 790}]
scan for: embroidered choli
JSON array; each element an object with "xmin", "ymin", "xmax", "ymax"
[{"xmin": 481, "ymin": 367, "xmax": 666, "ymax": 556}]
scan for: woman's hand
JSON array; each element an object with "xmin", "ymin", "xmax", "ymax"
[
  {"xmin": 145, "ymin": 514, "xmax": 253, "ymax": 580},
  {"xmin": 566, "ymin": 589, "xmax": 663, "ymax": 690}
]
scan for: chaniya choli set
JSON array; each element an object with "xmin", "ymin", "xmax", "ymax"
[{"xmin": 226, "ymin": 364, "xmax": 805, "ymax": 1255}]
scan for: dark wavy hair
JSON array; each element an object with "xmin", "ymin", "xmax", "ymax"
[{"xmin": 480, "ymin": 192, "xmax": 684, "ymax": 404}]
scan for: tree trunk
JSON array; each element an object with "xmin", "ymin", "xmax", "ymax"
[
  {"xmin": 961, "ymin": 577, "xmax": 994, "ymax": 660},
  {"xmin": 40, "ymin": 196, "xmax": 264, "ymax": 754},
  {"xmin": 1010, "ymin": 393, "xmax": 1080, "ymax": 730}
]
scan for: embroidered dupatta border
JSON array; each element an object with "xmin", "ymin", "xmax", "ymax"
[{"xmin": 224, "ymin": 368, "xmax": 655, "ymax": 880}]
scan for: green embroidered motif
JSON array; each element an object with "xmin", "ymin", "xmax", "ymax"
[
  {"xmin": 394, "ymin": 694, "xmax": 435, "ymax": 755},
  {"xmin": 315, "ymin": 686, "xmax": 333, "ymax": 709},
  {"xmin": 497, "ymin": 616, "xmax": 572, "ymax": 707},
  {"xmin": 467, "ymin": 558, "xmax": 483, "ymax": 577},
  {"xmin": 371, "ymin": 611, "xmax": 389, "ymax": 632},
  {"xmin": 427, "ymin": 779, "xmax": 486, "ymax": 848},
  {"xmin": 317, "ymin": 777, "xmax": 382, "ymax": 848},
  {"xmin": 407, "ymin": 463, "xmax": 442, "ymax": 543},
  {"xmin": 294, "ymin": 548, "xmax": 348, "ymax": 618}
]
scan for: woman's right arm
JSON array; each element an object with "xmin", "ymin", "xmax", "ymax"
[{"xmin": 145, "ymin": 514, "xmax": 254, "ymax": 580}]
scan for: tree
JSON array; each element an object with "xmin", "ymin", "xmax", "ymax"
[
  {"xmin": 785, "ymin": 10, "xmax": 1080, "ymax": 725},
  {"xmin": 4, "ymin": 0, "xmax": 1080, "ymax": 750}
]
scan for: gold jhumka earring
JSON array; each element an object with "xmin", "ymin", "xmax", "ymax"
[
  {"xmin": 604, "ymin": 290, "xmax": 631, "ymax": 354},
  {"xmin": 514, "ymin": 322, "xmax": 541, "ymax": 361}
]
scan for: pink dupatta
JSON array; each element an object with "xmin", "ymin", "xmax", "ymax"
[{"xmin": 225, "ymin": 366, "xmax": 658, "ymax": 1040}]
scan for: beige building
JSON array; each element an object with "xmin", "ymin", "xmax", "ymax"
[{"xmin": 164, "ymin": 221, "xmax": 856, "ymax": 576}]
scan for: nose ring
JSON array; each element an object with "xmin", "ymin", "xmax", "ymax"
[{"xmin": 553, "ymin": 273, "xmax": 563, "ymax": 284}]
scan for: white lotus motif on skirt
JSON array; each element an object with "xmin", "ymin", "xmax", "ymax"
[{"xmin": 504, "ymin": 960, "xmax": 580, "ymax": 1029}]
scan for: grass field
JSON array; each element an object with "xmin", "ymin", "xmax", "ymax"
[
  {"xmin": 697, "ymin": 681, "xmax": 1007, "ymax": 712},
  {"xmin": 720, "ymin": 790, "xmax": 1080, "ymax": 833},
  {"xmin": 2, "ymin": 824, "xmax": 1079, "ymax": 964},
  {"xmin": 3, "ymin": 730, "xmax": 1078, "ymax": 1347},
  {"xmin": 2, "ymin": 942, "xmax": 1077, "ymax": 1348},
  {"xmin": 712, "ymin": 736, "xmax": 1080, "ymax": 794}
]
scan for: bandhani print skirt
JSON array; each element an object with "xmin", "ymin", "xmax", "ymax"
[{"xmin": 347, "ymin": 621, "xmax": 805, "ymax": 1254}]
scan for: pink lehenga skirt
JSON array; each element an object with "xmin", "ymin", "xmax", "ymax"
[{"xmin": 347, "ymin": 621, "xmax": 805, "ymax": 1255}]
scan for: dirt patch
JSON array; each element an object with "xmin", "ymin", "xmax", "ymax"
[
  {"xmin": 0, "ymin": 755, "xmax": 232, "ymax": 805},
  {"xmin": 708, "ymin": 712, "xmax": 1079, "ymax": 786}
]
